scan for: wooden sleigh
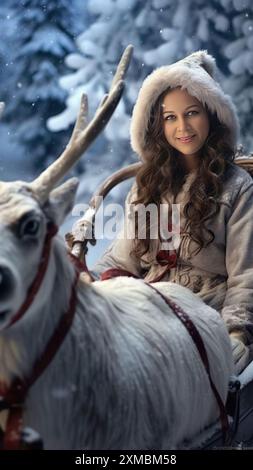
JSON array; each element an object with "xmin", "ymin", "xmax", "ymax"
[{"xmin": 66, "ymin": 147, "xmax": 253, "ymax": 449}]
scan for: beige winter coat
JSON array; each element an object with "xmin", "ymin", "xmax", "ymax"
[{"xmin": 93, "ymin": 163, "xmax": 253, "ymax": 342}]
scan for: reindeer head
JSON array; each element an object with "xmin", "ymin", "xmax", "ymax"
[
  {"xmin": 0, "ymin": 178, "xmax": 79, "ymax": 329},
  {"xmin": 0, "ymin": 46, "xmax": 133, "ymax": 330}
]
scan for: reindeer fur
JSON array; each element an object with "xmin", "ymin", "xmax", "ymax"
[{"xmin": 0, "ymin": 178, "xmax": 233, "ymax": 449}]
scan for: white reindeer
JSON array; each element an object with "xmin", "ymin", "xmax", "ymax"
[{"xmin": 0, "ymin": 46, "xmax": 233, "ymax": 450}]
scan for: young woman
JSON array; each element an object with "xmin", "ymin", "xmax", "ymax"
[{"xmin": 93, "ymin": 50, "xmax": 253, "ymax": 374}]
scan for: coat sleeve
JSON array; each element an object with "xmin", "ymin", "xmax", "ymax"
[
  {"xmin": 90, "ymin": 184, "xmax": 142, "ymax": 279},
  {"xmin": 222, "ymin": 183, "xmax": 253, "ymax": 343}
]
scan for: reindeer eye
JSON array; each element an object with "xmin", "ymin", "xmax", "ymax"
[{"xmin": 19, "ymin": 215, "xmax": 41, "ymax": 238}]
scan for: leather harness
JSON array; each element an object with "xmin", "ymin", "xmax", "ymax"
[{"xmin": 0, "ymin": 227, "xmax": 229, "ymax": 449}]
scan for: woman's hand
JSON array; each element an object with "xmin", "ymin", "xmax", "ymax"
[{"xmin": 230, "ymin": 331, "xmax": 251, "ymax": 375}]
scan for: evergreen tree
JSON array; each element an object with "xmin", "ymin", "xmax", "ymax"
[
  {"xmin": 220, "ymin": 0, "xmax": 253, "ymax": 153},
  {"xmin": 0, "ymin": 1, "xmax": 17, "ymax": 102},
  {"xmin": 49, "ymin": 0, "xmax": 253, "ymax": 183},
  {"xmin": 3, "ymin": 0, "xmax": 83, "ymax": 172}
]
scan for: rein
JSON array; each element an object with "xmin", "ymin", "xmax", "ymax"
[
  {"xmin": 100, "ymin": 267, "xmax": 229, "ymax": 440},
  {"xmin": 7, "ymin": 223, "xmax": 58, "ymax": 328},
  {"xmin": 0, "ymin": 223, "xmax": 81, "ymax": 450}
]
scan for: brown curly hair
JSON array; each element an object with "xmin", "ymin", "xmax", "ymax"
[{"xmin": 131, "ymin": 87, "xmax": 235, "ymax": 260}]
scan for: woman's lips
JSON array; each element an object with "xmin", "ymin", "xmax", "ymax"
[{"xmin": 178, "ymin": 135, "xmax": 195, "ymax": 143}]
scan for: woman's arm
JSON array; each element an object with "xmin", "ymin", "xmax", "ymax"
[{"xmin": 222, "ymin": 183, "xmax": 253, "ymax": 344}]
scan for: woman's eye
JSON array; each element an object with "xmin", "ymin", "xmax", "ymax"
[
  {"xmin": 19, "ymin": 217, "xmax": 41, "ymax": 238},
  {"xmin": 165, "ymin": 115, "xmax": 175, "ymax": 121},
  {"xmin": 187, "ymin": 110, "xmax": 198, "ymax": 116}
]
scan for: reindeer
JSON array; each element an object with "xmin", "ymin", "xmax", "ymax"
[{"xmin": 0, "ymin": 46, "xmax": 233, "ymax": 450}]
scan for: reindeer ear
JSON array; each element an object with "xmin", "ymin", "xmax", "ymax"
[{"xmin": 44, "ymin": 177, "xmax": 79, "ymax": 225}]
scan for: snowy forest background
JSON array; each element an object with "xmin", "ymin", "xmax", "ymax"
[{"xmin": 0, "ymin": 0, "xmax": 252, "ymax": 265}]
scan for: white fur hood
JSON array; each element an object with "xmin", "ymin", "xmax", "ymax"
[{"xmin": 130, "ymin": 50, "xmax": 240, "ymax": 159}]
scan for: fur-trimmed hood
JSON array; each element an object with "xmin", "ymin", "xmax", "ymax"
[{"xmin": 130, "ymin": 50, "xmax": 240, "ymax": 160}]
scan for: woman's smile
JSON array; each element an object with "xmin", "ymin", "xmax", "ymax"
[{"xmin": 177, "ymin": 135, "xmax": 196, "ymax": 143}]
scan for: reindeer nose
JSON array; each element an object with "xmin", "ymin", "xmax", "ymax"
[{"xmin": 0, "ymin": 265, "xmax": 15, "ymax": 300}]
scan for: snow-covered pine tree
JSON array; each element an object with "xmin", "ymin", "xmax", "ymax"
[
  {"xmin": 2, "ymin": 0, "xmax": 83, "ymax": 173},
  {"xmin": 0, "ymin": 0, "xmax": 17, "ymax": 103},
  {"xmin": 220, "ymin": 0, "xmax": 253, "ymax": 152},
  {"xmin": 49, "ymin": 0, "xmax": 253, "ymax": 185}
]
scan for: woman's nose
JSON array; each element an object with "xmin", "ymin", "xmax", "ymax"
[{"xmin": 177, "ymin": 117, "xmax": 191, "ymax": 132}]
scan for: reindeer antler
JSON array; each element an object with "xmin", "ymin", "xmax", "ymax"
[{"xmin": 31, "ymin": 45, "xmax": 134, "ymax": 202}]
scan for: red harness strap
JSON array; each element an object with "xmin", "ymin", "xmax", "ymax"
[
  {"xmin": 0, "ymin": 270, "xmax": 79, "ymax": 450},
  {"xmin": 99, "ymin": 268, "xmax": 229, "ymax": 440},
  {"xmin": 0, "ymin": 225, "xmax": 81, "ymax": 450},
  {"xmin": 8, "ymin": 223, "xmax": 58, "ymax": 328},
  {"xmin": 100, "ymin": 268, "xmax": 139, "ymax": 281}
]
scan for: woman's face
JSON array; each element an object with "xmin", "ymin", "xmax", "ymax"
[{"xmin": 162, "ymin": 88, "xmax": 210, "ymax": 170}]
